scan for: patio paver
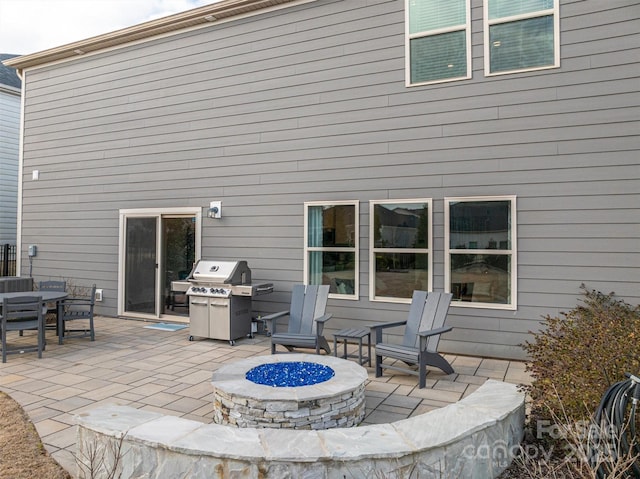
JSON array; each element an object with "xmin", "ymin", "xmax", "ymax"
[{"xmin": 0, "ymin": 316, "xmax": 531, "ymax": 477}]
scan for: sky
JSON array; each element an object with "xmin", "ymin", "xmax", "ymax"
[{"xmin": 0, "ymin": 0, "xmax": 218, "ymax": 56}]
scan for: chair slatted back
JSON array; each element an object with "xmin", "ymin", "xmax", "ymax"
[
  {"xmin": 404, "ymin": 292, "xmax": 453, "ymax": 350},
  {"xmin": 2, "ymin": 296, "xmax": 42, "ymax": 330},
  {"xmin": 65, "ymin": 285, "xmax": 96, "ymax": 317},
  {"xmin": 422, "ymin": 292, "xmax": 453, "ymax": 351},
  {"xmin": 39, "ymin": 281, "xmax": 66, "ymax": 292},
  {"xmin": 288, "ymin": 284, "xmax": 329, "ymax": 335},
  {"xmin": 402, "ymin": 290, "xmax": 428, "ymax": 347}
]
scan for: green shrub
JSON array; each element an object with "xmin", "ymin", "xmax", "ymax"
[{"xmin": 523, "ymin": 285, "xmax": 640, "ymax": 423}]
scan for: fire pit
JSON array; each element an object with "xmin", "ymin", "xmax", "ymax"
[
  {"xmin": 211, "ymin": 354, "xmax": 367, "ymax": 430},
  {"xmin": 245, "ymin": 361, "xmax": 335, "ymax": 386}
]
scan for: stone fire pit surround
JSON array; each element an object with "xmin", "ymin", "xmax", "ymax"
[
  {"xmin": 211, "ymin": 353, "xmax": 368, "ymax": 430},
  {"xmin": 76, "ymin": 380, "xmax": 526, "ymax": 479}
]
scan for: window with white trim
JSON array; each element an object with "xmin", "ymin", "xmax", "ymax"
[
  {"xmin": 484, "ymin": 0, "xmax": 559, "ymax": 75},
  {"xmin": 445, "ymin": 196, "xmax": 517, "ymax": 309},
  {"xmin": 370, "ymin": 200, "xmax": 432, "ymax": 302},
  {"xmin": 304, "ymin": 201, "xmax": 358, "ymax": 299},
  {"xmin": 406, "ymin": 0, "xmax": 471, "ymax": 86}
]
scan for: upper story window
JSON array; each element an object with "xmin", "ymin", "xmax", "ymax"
[
  {"xmin": 445, "ymin": 196, "xmax": 517, "ymax": 309},
  {"xmin": 484, "ymin": 0, "xmax": 559, "ymax": 75},
  {"xmin": 304, "ymin": 201, "xmax": 359, "ymax": 299},
  {"xmin": 406, "ymin": 0, "xmax": 471, "ymax": 86},
  {"xmin": 370, "ymin": 200, "xmax": 432, "ymax": 303}
]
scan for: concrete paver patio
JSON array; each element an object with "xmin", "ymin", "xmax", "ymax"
[{"xmin": 0, "ymin": 317, "xmax": 531, "ymax": 477}]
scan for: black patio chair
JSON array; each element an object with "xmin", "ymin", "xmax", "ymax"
[
  {"xmin": 57, "ymin": 284, "xmax": 96, "ymax": 344},
  {"xmin": 0, "ymin": 295, "xmax": 44, "ymax": 363}
]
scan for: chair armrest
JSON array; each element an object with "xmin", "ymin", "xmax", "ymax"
[
  {"xmin": 60, "ymin": 297, "xmax": 93, "ymax": 306},
  {"xmin": 314, "ymin": 313, "xmax": 332, "ymax": 336},
  {"xmin": 370, "ymin": 320, "xmax": 407, "ymax": 332},
  {"xmin": 370, "ymin": 320, "xmax": 408, "ymax": 343},
  {"xmin": 260, "ymin": 310, "xmax": 288, "ymax": 321},
  {"xmin": 314, "ymin": 313, "xmax": 332, "ymax": 324},
  {"xmin": 261, "ymin": 311, "xmax": 288, "ymax": 335},
  {"xmin": 418, "ymin": 326, "xmax": 453, "ymax": 352},
  {"xmin": 417, "ymin": 326, "xmax": 452, "ymax": 337}
]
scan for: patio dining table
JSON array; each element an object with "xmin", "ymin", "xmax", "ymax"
[{"xmin": 0, "ymin": 291, "xmax": 69, "ymax": 345}]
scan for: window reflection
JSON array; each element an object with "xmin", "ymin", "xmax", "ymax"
[
  {"xmin": 446, "ymin": 196, "xmax": 516, "ymax": 308},
  {"xmin": 374, "ymin": 253, "xmax": 429, "ymax": 299},
  {"xmin": 486, "ymin": 0, "xmax": 557, "ymax": 75},
  {"xmin": 308, "ymin": 205, "xmax": 355, "ymax": 248},
  {"xmin": 407, "ymin": 0, "xmax": 470, "ymax": 85},
  {"xmin": 373, "ymin": 203, "xmax": 428, "ymax": 248},
  {"xmin": 490, "ymin": 16, "xmax": 554, "ymax": 73},
  {"xmin": 371, "ymin": 201, "xmax": 431, "ymax": 301},
  {"xmin": 449, "ymin": 200, "xmax": 510, "ymax": 250},
  {"xmin": 450, "ymin": 254, "xmax": 511, "ymax": 304},
  {"xmin": 306, "ymin": 202, "xmax": 358, "ymax": 298},
  {"xmin": 308, "ymin": 251, "xmax": 356, "ymax": 295}
]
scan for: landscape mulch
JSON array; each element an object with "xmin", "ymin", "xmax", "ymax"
[{"xmin": 0, "ymin": 391, "xmax": 71, "ymax": 479}]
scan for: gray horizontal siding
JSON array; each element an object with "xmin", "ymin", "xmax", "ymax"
[
  {"xmin": 16, "ymin": 0, "xmax": 640, "ymax": 359},
  {"xmin": 0, "ymin": 90, "xmax": 20, "ymax": 244}
]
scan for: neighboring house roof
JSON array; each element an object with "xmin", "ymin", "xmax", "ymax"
[
  {"xmin": 3, "ymin": 0, "xmax": 306, "ymax": 73},
  {"xmin": 0, "ymin": 54, "xmax": 21, "ymax": 89}
]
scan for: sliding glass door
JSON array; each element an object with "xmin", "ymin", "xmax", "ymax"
[
  {"xmin": 124, "ymin": 217, "xmax": 158, "ymax": 315},
  {"xmin": 119, "ymin": 208, "xmax": 201, "ymax": 319}
]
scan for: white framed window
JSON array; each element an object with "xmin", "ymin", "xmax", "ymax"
[
  {"xmin": 369, "ymin": 199, "xmax": 432, "ymax": 303},
  {"xmin": 445, "ymin": 196, "xmax": 517, "ymax": 310},
  {"xmin": 405, "ymin": 0, "xmax": 471, "ymax": 86},
  {"xmin": 484, "ymin": 0, "xmax": 559, "ymax": 76},
  {"xmin": 304, "ymin": 201, "xmax": 359, "ymax": 300}
]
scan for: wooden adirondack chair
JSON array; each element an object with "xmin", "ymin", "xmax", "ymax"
[
  {"xmin": 371, "ymin": 291, "xmax": 453, "ymax": 388},
  {"xmin": 263, "ymin": 284, "xmax": 332, "ymax": 354}
]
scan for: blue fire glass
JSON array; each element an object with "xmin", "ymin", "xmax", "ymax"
[{"xmin": 246, "ymin": 361, "xmax": 335, "ymax": 387}]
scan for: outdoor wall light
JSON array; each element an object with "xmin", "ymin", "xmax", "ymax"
[{"xmin": 208, "ymin": 201, "xmax": 222, "ymax": 219}]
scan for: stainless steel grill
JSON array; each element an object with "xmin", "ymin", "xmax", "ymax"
[{"xmin": 186, "ymin": 260, "xmax": 272, "ymax": 345}]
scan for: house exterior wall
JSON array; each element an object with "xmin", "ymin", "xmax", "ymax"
[
  {"xmin": 15, "ymin": 0, "xmax": 640, "ymax": 359},
  {"xmin": 0, "ymin": 85, "xmax": 20, "ymax": 245}
]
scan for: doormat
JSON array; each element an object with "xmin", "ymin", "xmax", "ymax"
[{"xmin": 144, "ymin": 323, "xmax": 188, "ymax": 332}]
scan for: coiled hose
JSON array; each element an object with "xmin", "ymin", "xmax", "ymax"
[{"xmin": 590, "ymin": 373, "xmax": 640, "ymax": 478}]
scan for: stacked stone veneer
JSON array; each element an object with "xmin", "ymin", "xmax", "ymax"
[
  {"xmin": 211, "ymin": 354, "xmax": 368, "ymax": 429},
  {"xmin": 75, "ymin": 380, "xmax": 525, "ymax": 479},
  {"xmin": 213, "ymin": 383, "xmax": 366, "ymax": 429}
]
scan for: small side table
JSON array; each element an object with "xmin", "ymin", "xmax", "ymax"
[{"xmin": 333, "ymin": 328, "xmax": 371, "ymax": 366}]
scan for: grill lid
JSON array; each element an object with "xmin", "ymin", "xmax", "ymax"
[{"xmin": 189, "ymin": 260, "xmax": 251, "ymax": 285}]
